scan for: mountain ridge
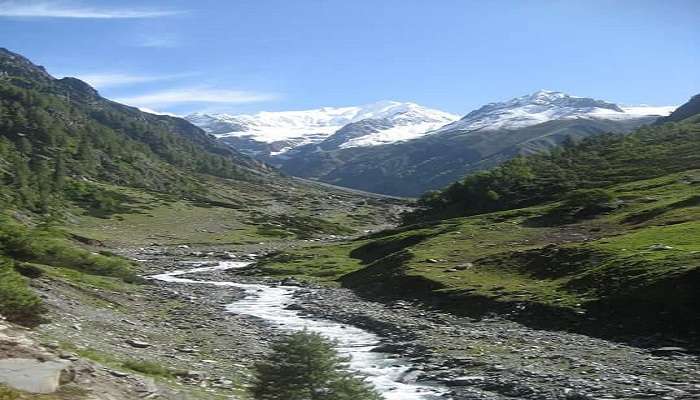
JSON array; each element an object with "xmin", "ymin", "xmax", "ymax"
[
  {"xmin": 186, "ymin": 101, "xmax": 458, "ymax": 157},
  {"xmin": 187, "ymin": 89, "xmax": 675, "ymax": 197},
  {"xmin": 434, "ymin": 90, "xmax": 673, "ymax": 133}
]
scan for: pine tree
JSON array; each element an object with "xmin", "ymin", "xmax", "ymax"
[
  {"xmin": 52, "ymin": 152, "xmax": 66, "ymax": 193},
  {"xmin": 12, "ymin": 153, "xmax": 33, "ymax": 207},
  {"xmin": 252, "ymin": 331, "xmax": 382, "ymax": 400},
  {"xmin": 33, "ymin": 157, "xmax": 52, "ymax": 212},
  {"xmin": 77, "ymin": 135, "xmax": 97, "ymax": 175}
]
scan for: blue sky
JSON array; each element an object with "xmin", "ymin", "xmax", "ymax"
[{"xmin": 1, "ymin": 0, "xmax": 698, "ymax": 115}]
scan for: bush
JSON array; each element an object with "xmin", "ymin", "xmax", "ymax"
[
  {"xmin": 252, "ymin": 331, "xmax": 381, "ymax": 400},
  {"xmin": 558, "ymin": 189, "xmax": 617, "ymax": 217},
  {"xmin": 0, "ymin": 258, "xmax": 45, "ymax": 326},
  {"xmin": 13, "ymin": 262, "xmax": 43, "ymax": 278}
]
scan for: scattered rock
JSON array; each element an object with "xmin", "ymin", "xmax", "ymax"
[
  {"xmin": 454, "ymin": 262, "xmax": 473, "ymax": 270},
  {"xmin": 651, "ymin": 346, "xmax": 688, "ymax": 356},
  {"xmin": 648, "ymin": 244, "xmax": 674, "ymax": 251},
  {"xmin": 175, "ymin": 370, "xmax": 206, "ymax": 381},
  {"xmin": 108, "ymin": 369, "xmax": 130, "ymax": 378},
  {"xmin": 447, "ymin": 375, "xmax": 486, "ymax": 386},
  {"xmin": 176, "ymin": 347, "xmax": 197, "ymax": 353},
  {"xmin": 126, "ymin": 339, "xmax": 152, "ymax": 348}
]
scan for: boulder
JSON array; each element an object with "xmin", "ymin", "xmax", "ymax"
[
  {"xmin": 0, "ymin": 358, "xmax": 72, "ymax": 394},
  {"xmin": 448, "ymin": 375, "xmax": 486, "ymax": 386}
]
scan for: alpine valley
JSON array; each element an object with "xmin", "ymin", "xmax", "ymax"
[
  {"xmin": 188, "ymin": 91, "xmax": 674, "ymax": 196},
  {"xmin": 1, "ymin": 46, "xmax": 699, "ymax": 400}
]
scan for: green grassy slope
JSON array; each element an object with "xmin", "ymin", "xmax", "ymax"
[
  {"xmin": 258, "ymin": 101, "xmax": 700, "ymax": 343},
  {"xmin": 65, "ymin": 175, "xmax": 401, "ymax": 247},
  {"xmin": 260, "ymin": 169, "xmax": 700, "ymax": 341}
]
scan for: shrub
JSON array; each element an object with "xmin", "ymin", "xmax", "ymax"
[
  {"xmin": 0, "ymin": 257, "xmax": 45, "ymax": 326},
  {"xmin": 251, "ymin": 330, "xmax": 381, "ymax": 400}
]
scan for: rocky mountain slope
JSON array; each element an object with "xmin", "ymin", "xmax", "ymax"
[
  {"xmin": 278, "ymin": 91, "xmax": 673, "ymax": 196},
  {"xmin": 186, "ymin": 101, "xmax": 458, "ymax": 157}
]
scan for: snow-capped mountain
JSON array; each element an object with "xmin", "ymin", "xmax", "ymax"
[
  {"xmin": 186, "ymin": 101, "xmax": 458, "ymax": 156},
  {"xmin": 273, "ymin": 90, "xmax": 676, "ymax": 197},
  {"xmin": 436, "ymin": 90, "xmax": 675, "ymax": 133}
]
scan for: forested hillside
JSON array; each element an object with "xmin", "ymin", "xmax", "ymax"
[
  {"xmin": 0, "ymin": 48, "xmax": 271, "ymax": 213},
  {"xmin": 406, "ymin": 117, "xmax": 700, "ymax": 222},
  {"xmin": 0, "ymin": 48, "xmax": 399, "ymax": 329}
]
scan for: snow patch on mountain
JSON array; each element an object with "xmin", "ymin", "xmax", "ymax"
[
  {"xmin": 339, "ymin": 121, "xmax": 446, "ymax": 148},
  {"xmin": 436, "ymin": 90, "xmax": 675, "ymax": 133},
  {"xmin": 186, "ymin": 101, "xmax": 458, "ymax": 153}
]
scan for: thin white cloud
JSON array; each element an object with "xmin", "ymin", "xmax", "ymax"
[
  {"xmin": 136, "ymin": 36, "xmax": 180, "ymax": 48},
  {"xmin": 115, "ymin": 87, "xmax": 280, "ymax": 108},
  {"xmin": 70, "ymin": 72, "xmax": 196, "ymax": 88},
  {"xmin": 0, "ymin": 1, "xmax": 184, "ymax": 19}
]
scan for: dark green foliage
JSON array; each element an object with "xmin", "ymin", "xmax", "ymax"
[
  {"xmin": 543, "ymin": 189, "xmax": 618, "ymax": 222},
  {"xmin": 0, "ymin": 213, "xmax": 143, "ymax": 325},
  {"xmin": 251, "ymin": 331, "xmax": 382, "ymax": 400},
  {"xmin": 0, "ymin": 257, "xmax": 45, "ymax": 326},
  {"xmin": 13, "ymin": 262, "xmax": 43, "ymax": 279},
  {"xmin": 0, "ymin": 214, "xmax": 136, "ymax": 281},
  {"xmin": 0, "ymin": 48, "xmax": 268, "ymax": 213},
  {"xmin": 407, "ymin": 117, "xmax": 700, "ymax": 223},
  {"xmin": 64, "ymin": 181, "xmax": 136, "ymax": 218},
  {"xmin": 623, "ymin": 194, "xmax": 700, "ymax": 224}
]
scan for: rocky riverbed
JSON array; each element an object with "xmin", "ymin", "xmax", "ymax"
[
  {"xmin": 287, "ymin": 285, "xmax": 700, "ymax": 399},
  {"xmin": 21, "ymin": 245, "xmax": 700, "ymax": 399}
]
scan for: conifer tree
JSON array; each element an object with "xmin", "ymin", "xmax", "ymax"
[
  {"xmin": 33, "ymin": 157, "xmax": 52, "ymax": 212},
  {"xmin": 252, "ymin": 331, "xmax": 382, "ymax": 400},
  {"xmin": 52, "ymin": 152, "xmax": 66, "ymax": 193}
]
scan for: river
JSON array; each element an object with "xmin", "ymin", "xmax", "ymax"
[{"xmin": 151, "ymin": 260, "xmax": 449, "ymax": 400}]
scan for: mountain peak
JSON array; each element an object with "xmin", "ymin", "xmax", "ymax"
[
  {"xmin": 0, "ymin": 47, "xmax": 54, "ymax": 83},
  {"xmin": 439, "ymin": 91, "xmax": 672, "ymax": 132},
  {"xmin": 529, "ymin": 89, "xmax": 568, "ymax": 99}
]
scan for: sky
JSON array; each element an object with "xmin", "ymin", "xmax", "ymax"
[{"xmin": 1, "ymin": 0, "xmax": 698, "ymax": 116}]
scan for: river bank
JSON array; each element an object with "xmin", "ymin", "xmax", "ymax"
[{"xmin": 26, "ymin": 245, "xmax": 700, "ymax": 399}]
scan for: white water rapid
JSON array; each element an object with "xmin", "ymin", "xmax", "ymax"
[{"xmin": 151, "ymin": 261, "xmax": 449, "ymax": 399}]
